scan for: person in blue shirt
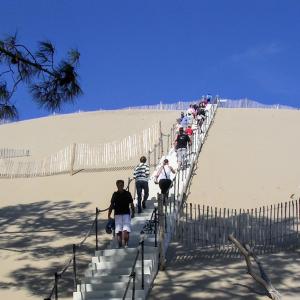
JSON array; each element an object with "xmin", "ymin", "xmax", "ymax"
[{"xmin": 180, "ymin": 114, "xmax": 189, "ymax": 129}]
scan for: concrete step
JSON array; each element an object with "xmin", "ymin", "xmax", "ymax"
[
  {"xmin": 77, "ymin": 281, "xmax": 149, "ymax": 292},
  {"xmin": 81, "ymin": 273, "xmax": 151, "ymax": 284},
  {"xmin": 77, "ymin": 280, "xmax": 150, "ymax": 292},
  {"xmin": 95, "ymin": 246, "xmax": 157, "ymax": 257},
  {"xmin": 89, "ymin": 259, "xmax": 154, "ymax": 271},
  {"xmin": 74, "ymin": 295, "xmax": 143, "ymax": 300},
  {"xmin": 91, "ymin": 252, "xmax": 157, "ymax": 264},
  {"xmin": 133, "ymin": 209, "xmax": 154, "ymax": 215},
  {"xmin": 84, "ymin": 265, "xmax": 152, "ymax": 277},
  {"xmin": 107, "ymin": 232, "xmax": 156, "ymax": 241},
  {"xmin": 73, "ymin": 288, "xmax": 145, "ymax": 300},
  {"xmin": 108, "ymin": 238, "xmax": 157, "ymax": 249},
  {"xmin": 75, "ymin": 298, "xmax": 143, "ymax": 300}
]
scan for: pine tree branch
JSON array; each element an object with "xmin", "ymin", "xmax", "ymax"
[{"xmin": 0, "ymin": 45, "xmax": 55, "ymax": 77}]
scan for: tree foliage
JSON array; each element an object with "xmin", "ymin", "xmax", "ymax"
[{"xmin": 0, "ymin": 34, "xmax": 82, "ymax": 120}]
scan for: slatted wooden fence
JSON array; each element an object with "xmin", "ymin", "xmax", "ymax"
[
  {"xmin": 0, "ymin": 148, "xmax": 30, "ymax": 158},
  {"xmin": 0, "ymin": 123, "xmax": 160, "ymax": 178},
  {"xmin": 175, "ymin": 200, "xmax": 300, "ymax": 253}
]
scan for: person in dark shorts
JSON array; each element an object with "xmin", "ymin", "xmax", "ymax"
[
  {"xmin": 108, "ymin": 180, "xmax": 135, "ymax": 248},
  {"xmin": 174, "ymin": 127, "xmax": 192, "ymax": 169},
  {"xmin": 155, "ymin": 158, "xmax": 176, "ymax": 200}
]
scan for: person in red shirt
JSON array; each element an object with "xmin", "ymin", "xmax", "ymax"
[{"xmin": 185, "ymin": 125, "xmax": 193, "ymax": 136}]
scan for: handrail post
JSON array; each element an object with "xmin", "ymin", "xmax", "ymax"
[
  {"xmin": 131, "ymin": 271, "xmax": 136, "ymax": 300},
  {"xmin": 95, "ymin": 207, "xmax": 99, "ymax": 251},
  {"xmin": 73, "ymin": 244, "xmax": 77, "ymax": 290},
  {"xmin": 164, "ymin": 194, "xmax": 167, "ymax": 232},
  {"xmin": 158, "ymin": 193, "xmax": 166, "ymax": 270},
  {"xmin": 126, "ymin": 177, "xmax": 131, "ymax": 191},
  {"xmin": 154, "ymin": 207, "xmax": 158, "ymax": 247},
  {"xmin": 167, "ymin": 134, "xmax": 170, "ymax": 153},
  {"xmin": 141, "ymin": 240, "xmax": 144, "ymax": 290},
  {"xmin": 54, "ymin": 272, "xmax": 59, "ymax": 300},
  {"xmin": 173, "ymin": 175, "xmax": 177, "ymax": 201},
  {"xmin": 159, "ymin": 120, "xmax": 163, "ymax": 156},
  {"xmin": 173, "ymin": 176, "xmax": 176, "ymax": 211}
]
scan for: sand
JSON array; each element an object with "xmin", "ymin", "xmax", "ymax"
[
  {"xmin": 0, "ymin": 109, "xmax": 179, "ymax": 300},
  {"xmin": 1, "ymin": 107, "xmax": 300, "ymax": 300},
  {"xmin": 187, "ymin": 108, "xmax": 300, "ymax": 209},
  {"xmin": 150, "ymin": 243, "xmax": 300, "ymax": 300}
]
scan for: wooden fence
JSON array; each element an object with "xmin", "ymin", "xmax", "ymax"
[
  {"xmin": 0, "ymin": 123, "xmax": 160, "ymax": 178},
  {"xmin": 0, "ymin": 145, "xmax": 72, "ymax": 178},
  {"xmin": 219, "ymin": 98, "xmax": 297, "ymax": 110},
  {"xmin": 175, "ymin": 200, "xmax": 300, "ymax": 253},
  {"xmin": 0, "ymin": 148, "xmax": 30, "ymax": 159},
  {"xmin": 74, "ymin": 123, "xmax": 159, "ymax": 169}
]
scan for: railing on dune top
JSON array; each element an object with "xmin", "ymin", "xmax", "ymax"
[{"xmin": 219, "ymin": 98, "xmax": 298, "ymax": 110}]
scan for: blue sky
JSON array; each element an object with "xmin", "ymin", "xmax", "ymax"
[{"xmin": 1, "ymin": 0, "xmax": 300, "ymax": 119}]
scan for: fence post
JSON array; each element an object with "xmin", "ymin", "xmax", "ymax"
[
  {"xmin": 154, "ymin": 207, "xmax": 158, "ymax": 247},
  {"xmin": 158, "ymin": 193, "xmax": 166, "ymax": 270},
  {"xmin": 73, "ymin": 244, "xmax": 77, "ymax": 290},
  {"xmin": 95, "ymin": 207, "xmax": 99, "ymax": 251},
  {"xmin": 147, "ymin": 150, "xmax": 151, "ymax": 170},
  {"xmin": 70, "ymin": 143, "xmax": 76, "ymax": 176},
  {"xmin": 141, "ymin": 240, "xmax": 144, "ymax": 290}
]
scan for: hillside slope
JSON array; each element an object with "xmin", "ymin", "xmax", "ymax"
[{"xmin": 187, "ymin": 108, "xmax": 300, "ymax": 208}]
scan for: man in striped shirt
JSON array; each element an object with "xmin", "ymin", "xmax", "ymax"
[{"xmin": 133, "ymin": 156, "xmax": 150, "ymax": 213}]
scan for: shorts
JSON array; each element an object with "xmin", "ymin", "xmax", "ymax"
[
  {"xmin": 159, "ymin": 179, "xmax": 172, "ymax": 194},
  {"xmin": 177, "ymin": 148, "xmax": 187, "ymax": 164},
  {"xmin": 115, "ymin": 214, "xmax": 131, "ymax": 233}
]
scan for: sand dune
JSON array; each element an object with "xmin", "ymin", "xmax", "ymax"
[
  {"xmin": 187, "ymin": 108, "xmax": 300, "ymax": 209},
  {"xmin": 1, "ymin": 107, "xmax": 300, "ymax": 299},
  {"xmin": 0, "ymin": 110, "xmax": 179, "ymax": 159},
  {"xmin": 0, "ymin": 109, "xmax": 179, "ymax": 300}
]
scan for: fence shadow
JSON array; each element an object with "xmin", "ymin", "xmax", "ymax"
[
  {"xmin": 150, "ymin": 242, "xmax": 300, "ymax": 300},
  {"xmin": 0, "ymin": 200, "xmax": 111, "ymax": 298}
]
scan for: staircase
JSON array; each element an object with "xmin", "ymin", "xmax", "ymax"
[{"xmin": 73, "ymin": 103, "xmax": 218, "ymax": 300}]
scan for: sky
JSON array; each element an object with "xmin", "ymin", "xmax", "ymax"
[{"xmin": 1, "ymin": 0, "xmax": 300, "ymax": 120}]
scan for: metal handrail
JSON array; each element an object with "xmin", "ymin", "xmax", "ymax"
[
  {"xmin": 44, "ymin": 205, "xmax": 110, "ymax": 300},
  {"xmin": 122, "ymin": 236, "xmax": 145, "ymax": 300}
]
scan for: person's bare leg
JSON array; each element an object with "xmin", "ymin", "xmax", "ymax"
[
  {"xmin": 117, "ymin": 232, "xmax": 122, "ymax": 248},
  {"xmin": 123, "ymin": 230, "xmax": 129, "ymax": 247}
]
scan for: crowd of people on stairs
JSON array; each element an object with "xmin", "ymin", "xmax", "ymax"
[{"xmin": 107, "ymin": 96, "xmax": 212, "ymax": 247}]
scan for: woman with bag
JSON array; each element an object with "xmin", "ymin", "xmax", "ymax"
[{"xmin": 155, "ymin": 159, "xmax": 176, "ymax": 199}]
